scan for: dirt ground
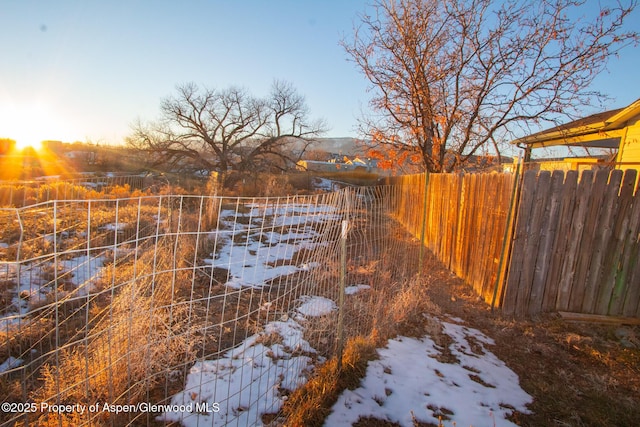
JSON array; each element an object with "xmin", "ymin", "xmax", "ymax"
[{"xmin": 419, "ymin": 253, "xmax": 640, "ymax": 427}]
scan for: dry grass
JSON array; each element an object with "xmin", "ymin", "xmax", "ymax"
[
  {"xmin": 374, "ymin": 275, "xmax": 442, "ymax": 338},
  {"xmin": 15, "ymin": 235, "xmax": 202, "ymax": 426},
  {"xmin": 281, "ymin": 335, "xmax": 378, "ymax": 427},
  {"xmin": 0, "ymin": 192, "xmax": 181, "ymax": 412},
  {"xmin": 204, "ymin": 172, "xmax": 298, "ymax": 197},
  {"xmin": 0, "ymin": 181, "xmax": 154, "ymax": 209},
  {"xmin": 201, "ymin": 170, "xmax": 383, "ymax": 197},
  {"xmin": 2, "ymin": 189, "xmax": 343, "ymax": 425}
]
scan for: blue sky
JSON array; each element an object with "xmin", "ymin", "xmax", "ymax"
[{"xmin": 0, "ymin": 0, "xmax": 638, "ymax": 149}]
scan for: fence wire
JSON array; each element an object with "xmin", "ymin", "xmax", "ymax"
[{"xmin": 0, "ymin": 186, "xmax": 420, "ymax": 426}]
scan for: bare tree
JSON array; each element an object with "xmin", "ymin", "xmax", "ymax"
[
  {"xmin": 127, "ymin": 81, "xmax": 326, "ymax": 186},
  {"xmin": 343, "ymin": 0, "xmax": 638, "ymax": 172}
]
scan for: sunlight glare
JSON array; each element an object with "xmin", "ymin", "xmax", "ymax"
[
  {"xmin": 15, "ymin": 137, "xmax": 43, "ymax": 151},
  {"xmin": 1, "ymin": 101, "xmax": 72, "ymax": 151}
]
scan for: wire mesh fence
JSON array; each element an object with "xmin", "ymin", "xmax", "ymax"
[{"xmin": 0, "ymin": 186, "xmax": 421, "ymax": 426}]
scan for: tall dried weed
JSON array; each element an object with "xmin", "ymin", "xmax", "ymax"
[{"xmin": 30, "ymin": 235, "xmax": 202, "ymax": 425}]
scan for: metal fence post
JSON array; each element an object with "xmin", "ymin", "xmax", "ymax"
[{"xmin": 337, "ymin": 189, "xmax": 350, "ymax": 371}]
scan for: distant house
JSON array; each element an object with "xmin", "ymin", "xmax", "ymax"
[
  {"xmin": 511, "ymin": 98, "xmax": 640, "ymax": 173},
  {"xmin": 297, "ymin": 160, "xmax": 341, "ymax": 172},
  {"xmin": 296, "ymin": 156, "xmax": 379, "ymax": 173}
]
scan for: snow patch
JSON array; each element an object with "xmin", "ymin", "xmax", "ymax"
[
  {"xmin": 345, "ymin": 284, "xmax": 371, "ymax": 295},
  {"xmin": 296, "ymin": 296, "xmax": 337, "ymax": 317},
  {"xmin": 325, "ymin": 318, "xmax": 532, "ymax": 427},
  {"xmin": 103, "ymin": 223, "xmax": 127, "ymax": 231},
  {"xmin": 0, "ymin": 356, "xmax": 23, "ymax": 373},
  {"xmin": 159, "ymin": 318, "xmax": 316, "ymax": 426}
]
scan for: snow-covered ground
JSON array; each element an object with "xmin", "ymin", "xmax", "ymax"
[
  {"xmin": 345, "ymin": 284, "xmax": 371, "ymax": 295},
  {"xmin": 160, "ymin": 295, "xmax": 336, "ymax": 427},
  {"xmin": 161, "ymin": 280, "xmax": 531, "ymax": 427},
  {"xmin": 0, "ymin": 200, "xmax": 341, "ymax": 379},
  {"xmin": 325, "ymin": 317, "xmax": 532, "ymax": 427},
  {"xmin": 204, "ymin": 202, "xmax": 339, "ymax": 289},
  {"xmin": 0, "ymin": 252, "xmax": 107, "ymax": 324},
  {"xmin": 311, "ymin": 177, "xmax": 337, "ymax": 192},
  {"xmin": 0, "ymin": 356, "xmax": 23, "ymax": 373},
  {"xmin": 0, "ymin": 252, "xmax": 106, "ymax": 374},
  {"xmin": 157, "ymin": 201, "xmax": 346, "ymax": 426}
]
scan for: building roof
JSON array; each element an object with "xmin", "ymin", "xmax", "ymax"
[{"xmin": 511, "ymin": 98, "xmax": 640, "ymax": 149}]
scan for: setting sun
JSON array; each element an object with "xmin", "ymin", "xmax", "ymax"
[
  {"xmin": 1, "ymin": 101, "xmax": 72, "ymax": 151},
  {"xmin": 14, "ymin": 138, "xmax": 43, "ymax": 151}
]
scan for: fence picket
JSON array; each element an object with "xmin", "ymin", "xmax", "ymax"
[
  {"xmin": 471, "ymin": 175, "xmax": 486, "ymax": 294},
  {"xmin": 514, "ymin": 171, "xmax": 550, "ymax": 316},
  {"xmin": 483, "ymin": 174, "xmax": 506, "ymax": 300},
  {"xmin": 588, "ymin": 169, "xmax": 623, "ymax": 314},
  {"xmin": 461, "ymin": 174, "xmax": 477, "ymax": 282},
  {"xmin": 545, "ymin": 171, "xmax": 577, "ymax": 310},
  {"xmin": 453, "ymin": 174, "xmax": 467, "ymax": 277},
  {"xmin": 529, "ymin": 171, "xmax": 563, "ymax": 314},
  {"xmin": 556, "ymin": 170, "xmax": 592, "ymax": 311},
  {"xmin": 475, "ymin": 175, "xmax": 486, "ymax": 296},
  {"xmin": 448, "ymin": 174, "xmax": 463, "ymax": 270},
  {"xmin": 503, "ymin": 170, "xmax": 537, "ymax": 315},
  {"xmin": 578, "ymin": 170, "xmax": 611, "ymax": 312},
  {"xmin": 621, "ymin": 171, "xmax": 640, "ymax": 316},
  {"xmin": 480, "ymin": 175, "xmax": 496, "ymax": 297},
  {"xmin": 601, "ymin": 170, "xmax": 636, "ymax": 315},
  {"xmin": 494, "ymin": 172, "xmax": 519, "ymax": 309}
]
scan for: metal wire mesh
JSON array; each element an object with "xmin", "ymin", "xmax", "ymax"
[{"xmin": 0, "ymin": 185, "xmax": 419, "ymax": 426}]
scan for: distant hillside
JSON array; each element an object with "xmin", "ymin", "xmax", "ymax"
[{"xmin": 302, "ymin": 137, "xmax": 368, "ymax": 156}]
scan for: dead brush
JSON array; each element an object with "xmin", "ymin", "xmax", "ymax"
[
  {"xmin": 366, "ymin": 275, "xmax": 441, "ymax": 340},
  {"xmin": 281, "ymin": 335, "xmax": 377, "ymax": 427},
  {"xmin": 0, "ymin": 316, "xmax": 55, "ymax": 365},
  {"xmin": 388, "ymin": 276, "xmax": 441, "ymax": 336},
  {"xmin": 202, "ymin": 195, "xmax": 221, "ymax": 231},
  {"xmin": 29, "ymin": 234, "xmax": 203, "ymax": 425},
  {"xmin": 299, "ymin": 311, "xmax": 339, "ymax": 356},
  {"xmin": 0, "ymin": 278, "xmax": 16, "ymax": 311}
]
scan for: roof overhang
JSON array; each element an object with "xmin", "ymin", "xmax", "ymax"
[
  {"xmin": 511, "ymin": 99, "xmax": 640, "ymax": 149},
  {"xmin": 519, "ymin": 130, "xmax": 624, "ymax": 149}
]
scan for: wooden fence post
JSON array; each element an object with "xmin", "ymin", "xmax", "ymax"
[{"xmin": 491, "ymin": 159, "xmax": 522, "ymax": 311}]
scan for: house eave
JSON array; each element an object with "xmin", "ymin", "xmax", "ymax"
[
  {"xmin": 512, "ymin": 122, "xmax": 610, "ymax": 147},
  {"xmin": 604, "ymin": 98, "xmax": 640, "ymax": 129},
  {"xmin": 523, "ymin": 129, "xmax": 625, "ymax": 149},
  {"xmin": 511, "ymin": 98, "xmax": 640, "ymax": 149}
]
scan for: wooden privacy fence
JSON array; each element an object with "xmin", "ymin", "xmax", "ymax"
[
  {"xmin": 503, "ymin": 168, "xmax": 640, "ymax": 317},
  {"xmin": 386, "ymin": 168, "xmax": 640, "ymax": 318},
  {"xmin": 385, "ymin": 173, "xmax": 515, "ymax": 306}
]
